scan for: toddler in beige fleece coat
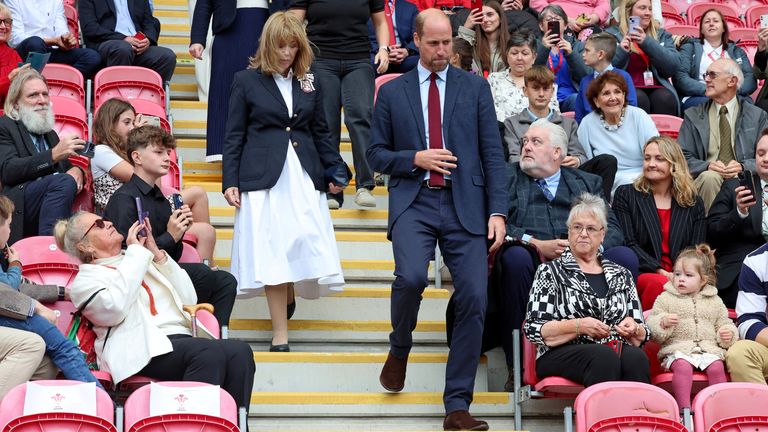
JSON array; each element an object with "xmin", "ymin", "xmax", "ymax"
[{"xmin": 647, "ymin": 244, "xmax": 738, "ymax": 412}]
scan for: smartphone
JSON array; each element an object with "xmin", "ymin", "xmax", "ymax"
[
  {"xmin": 738, "ymin": 170, "xmax": 757, "ymax": 198},
  {"xmin": 471, "ymin": 0, "xmax": 483, "ymax": 11},
  {"xmin": 172, "ymin": 193, "xmax": 184, "ymax": 211},
  {"xmin": 143, "ymin": 115, "xmax": 161, "ymax": 128},
  {"xmin": 76, "ymin": 140, "xmax": 95, "ymax": 158},
  {"xmin": 628, "ymin": 15, "xmax": 641, "ymax": 34},
  {"xmin": 135, "ymin": 197, "xmax": 148, "ymax": 237},
  {"xmin": 547, "ymin": 20, "xmax": 561, "ymax": 40},
  {"xmin": 761, "ymin": 14, "xmax": 768, "ymax": 29},
  {"xmin": 135, "ymin": 31, "xmax": 147, "ymax": 41}
]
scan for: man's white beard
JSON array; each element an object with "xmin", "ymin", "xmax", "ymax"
[{"xmin": 19, "ymin": 104, "xmax": 55, "ymax": 135}]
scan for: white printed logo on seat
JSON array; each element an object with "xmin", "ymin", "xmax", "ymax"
[
  {"xmin": 23, "ymin": 382, "xmax": 97, "ymax": 415},
  {"xmin": 148, "ymin": 382, "xmax": 221, "ymax": 417}
]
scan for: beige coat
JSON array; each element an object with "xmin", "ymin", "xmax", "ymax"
[{"xmin": 647, "ymin": 282, "xmax": 737, "ymax": 360}]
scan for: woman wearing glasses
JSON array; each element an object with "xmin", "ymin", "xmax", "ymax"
[
  {"xmin": 613, "ymin": 136, "xmax": 705, "ymax": 310},
  {"xmin": 524, "ymin": 193, "xmax": 651, "ymax": 388},
  {"xmin": 54, "ymin": 212, "xmax": 255, "ymax": 409},
  {"xmin": 0, "ymin": 4, "xmax": 28, "ymax": 106}
]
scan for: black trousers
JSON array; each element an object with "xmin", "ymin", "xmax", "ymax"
[
  {"xmin": 179, "ymin": 263, "xmax": 237, "ymax": 327},
  {"xmin": 536, "ymin": 343, "xmax": 650, "ymax": 387},
  {"xmin": 137, "ymin": 335, "xmax": 255, "ymax": 409},
  {"xmin": 579, "ymin": 154, "xmax": 618, "ymax": 201}
]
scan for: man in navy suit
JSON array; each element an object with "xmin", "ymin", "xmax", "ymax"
[
  {"xmin": 367, "ymin": 9, "xmax": 507, "ymax": 431},
  {"xmin": 368, "ymin": 0, "xmax": 420, "ymax": 74}
]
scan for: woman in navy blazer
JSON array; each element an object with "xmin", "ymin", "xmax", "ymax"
[
  {"xmin": 222, "ymin": 12, "xmax": 348, "ymax": 352},
  {"xmin": 613, "ymin": 136, "xmax": 706, "ymax": 310}
]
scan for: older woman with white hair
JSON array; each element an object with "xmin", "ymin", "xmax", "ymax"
[{"xmin": 524, "ymin": 192, "xmax": 651, "ymax": 387}]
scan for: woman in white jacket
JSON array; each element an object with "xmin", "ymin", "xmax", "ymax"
[{"xmin": 54, "ymin": 212, "xmax": 255, "ymax": 409}]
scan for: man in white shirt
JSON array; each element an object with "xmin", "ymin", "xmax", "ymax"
[
  {"xmin": 5, "ymin": 0, "xmax": 101, "ymax": 79},
  {"xmin": 78, "ymin": 0, "xmax": 176, "ymax": 83}
]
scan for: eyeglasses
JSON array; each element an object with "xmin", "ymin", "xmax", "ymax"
[
  {"xmin": 568, "ymin": 224, "xmax": 604, "ymax": 235},
  {"xmin": 0, "ymin": 19, "xmax": 12, "ymax": 27},
  {"xmin": 702, "ymin": 71, "xmax": 729, "ymax": 81},
  {"xmin": 80, "ymin": 218, "xmax": 109, "ymax": 241}
]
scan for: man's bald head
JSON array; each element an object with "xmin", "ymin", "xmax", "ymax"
[{"xmin": 415, "ymin": 8, "xmax": 452, "ymax": 37}]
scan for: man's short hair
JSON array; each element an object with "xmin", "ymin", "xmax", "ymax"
[
  {"xmin": 586, "ymin": 33, "xmax": 617, "ymax": 63},
  {"xmin": 524, "ymin": 65, "xmax": 555, "ymax": 88},
  {"xmin": 125, "ymin": 125, "xmax": 177, "ymax": 166},
  {"xmin": 530, "ymin": 118, "xmax": 568, "ymax": 155},
  {"xmin": 0, "ymin": 195, "xmax": 14, "ymax": 225},
  {"xmin": 718, "ymin": 58, "xmax": 744, "ymax": 90},
  {"xmin": 4, "ymin": 69, "xmax": 47, "ymax": 120},
  {"xmin": 415, "ymin": 8, "xmax": 451, "ymax": 37}
]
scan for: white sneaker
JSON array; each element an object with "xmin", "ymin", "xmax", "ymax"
[
  {"xmin": 354, "ymin": 188, "xmax": 376, "ymax": 208},
  {"xmin": 327, "ymin": 198, "xmax": 340, "ymax": 209}
]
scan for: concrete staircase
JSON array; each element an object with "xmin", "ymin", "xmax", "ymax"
[{"xmin": 156, "ymin": 1, "xmax": 568, "ymax": 429}]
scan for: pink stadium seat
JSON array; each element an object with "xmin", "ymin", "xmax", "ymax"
[
  {"xmin": 130, "ymin": 99, "xmax": 171, "ymax": 133},
  {"xmin": 51, "ymin": 96, "xmax": 89, "ymax": 141},
  {"xmin": 42, "ymin": 64, "xmax": 85, "ymax": 107},
  {"xmin": 651, "ymin": 114, "xmax": 683, "ymax": 139},
  {"xmin": 666, "ymin": 25, "xmax": 701, "ymax": 38},
  {"xmin": 573, "ymin": 381, "xmax": 685, "ymax": 432},
  {"xmin": 665, "ymin": 0, "xmax": 690, "ymax": 16},
  {"xmin": 12, "ymin": 236, "xmax": 82, "ymax": 267},
  {"xmin": 68, "ymin": 154, "xmax": 95, "ymax": 213},
  {"xmin": 63, "ymin": 5, "xmax": 80, "ymax": 48},
  {"xmin": 731, "ymin": 27, "xmax": 759, "ymax": 42},
  {"xmin": 561, "ymin": 111, "xmax": 575, "ymax": 120},
  {"xmin": 687, "ymin": 3, "xmax": 743, "ymax": 27},
  {"xmin": 0, "ymin": 381, "xmax": 116, "ymax": 432},
  {"xmin": 93, "ymin": 66, "xmax": 165, "ymax": 111},
  {"xmin": 738, "ymin": 40, "xmax": 759, "ymax": 63},
  {"xmin": 196, "ymin": 309, "xmax": 220, "ymax": 339},
  {"xmin": 374, "ymin": 73, "xmax": 402, "ymax": 104},
  {"xmin": 20, "ymin": 263, "xmax": 80, "ymax": 289},
  {"xmin": 727, "ymin": 0, "xmax": 766, "ymax": 17},
  {"xmin": 522, "ymin": 333, "xmax": 584, "ymax": 399},
  {"xmin": 124, "ymin": 382, "xmax": 239, "ymax": 432},
  {"xmin": 179, "ymin": 242, "xmax": 202, "ymax": 264},
  {"xmin": 692, "ymin": 382, "xmax": 768, "ymax": 432},
  {"xmin": 745, "ymin": 5, "xmax": 768, "ymax": 28},
  {"xmin": 661, "ymin": 2, "xmax": 688, "ymax": 26}
]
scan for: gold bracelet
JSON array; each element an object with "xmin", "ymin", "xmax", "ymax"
[{"xmin": 575, "ymin": 318, "xmax": 581, "ymax": 337}]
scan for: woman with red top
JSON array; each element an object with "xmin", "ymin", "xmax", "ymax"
[
  {"xmin": 613, "ymin": 136, "xmax": 706, "ymax": 310},
  {"xmin": 605, "ymin": 0, "xmax": 680, "ymax": 116},
  {"xmin": 0, "ymin": 4, "xmax": 27, "ymax": 107}
]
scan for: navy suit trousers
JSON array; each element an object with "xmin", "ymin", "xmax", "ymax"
[{"xmin": 389, "ymin": 187, "xmax": 487, "ymax": 413}]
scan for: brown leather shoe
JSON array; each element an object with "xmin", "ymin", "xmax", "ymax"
[
  {"xmin": 379, "ymin": 352, "xmax": 407, "ymax": 392},
  {"xmin": 443, "ymin": 410, "xmax": 489, "ymax": 431}
]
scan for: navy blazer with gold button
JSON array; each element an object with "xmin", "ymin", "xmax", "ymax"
[{"xmin": 222, "ymin": 68, "xmax": 345, "ymax": 193}]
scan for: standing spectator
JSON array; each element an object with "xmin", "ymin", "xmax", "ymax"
[
  {"xmin": 0, "ymin": 328, "xmax": 57, "ymax": 398},
  {"xmin": 0, "ymin": 4, "xmax": 29, "ymax": 107},
  {"xmin": 707, "ymin": 131, "xmax": 768, "ymax": 308},
  {"xmin": 605, "ymin": 0, "xmax": 680, "ymax": 116},
  {"xmin": 5, "ymin": 0, "xmax": 101, "ymax": 80},
  {"xmin": 0, "ymin": 69, "xmax": 86, "ymax": 244},
  {"xmin": 675, "ymin": 9, "xmax": 755, "ymax": 112},
  {"xmin": 368, "ymin": 0, "xmax": 420, "ymax": 74},
  {"xmin": 78, "ymin": 0, "xmax": 177, "ymax": 83},
  {"xmin": 613, "ymin": 136, "xmax": 706, "ymax": 310},
  {"xmin": 578, "ymin": 71, "xmax": 658, "ymax": 195},
  {"xmin": 367, "ymin": 10, "xmax": 507, "ymax": 430},
  {"xmin": 753, "ymin": 26, "xmax": 768, "ymax": 113},
  {"xmin": 530, "ymin": 0, "xmax": 610, "ymax": 37},
  {"xmin": 289, "ymin": 0, "xmax": 389, "ymax": 210},
  {"xmin": 678, "ymin": 58, "xmax": 768, "ymax": 211},
  {"xmin": 458, "ymin": 1, "xmax": 509, "ymax": 77},
  {"xmin": 534, "ymin": 5, "xmax": 587, "ymax": 112},
  {"xmin": 188, "ymin": 0, "xmax": 287, "ymax": 162},
  {"xmin": 222, "ymin": 12, "xmax": 347, "ymax": 352}
]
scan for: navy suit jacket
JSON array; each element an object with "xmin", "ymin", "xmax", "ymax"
[
  {"xmin": 367, "ymin": 0, "xmax": 418, "ymax": 53},
  {"xmin": 222, "ymin": 69, "xmax": 345, "ymax": 193},
  {"xmin": 79, "ymin": 0, "xmax": 159, "ymax": 48},
  {"xmin": 367, "ymin": 65, "xmax": 508, "ymax": 238}
]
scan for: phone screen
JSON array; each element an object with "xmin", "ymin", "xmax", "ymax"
[
  {"xmin": 548, "ymin": 20, "xmax": 561, "ymax": 39},
  {"xmin": 471, "ymin": 0, "xmax": 482, "ymax": 10},
  {"xmin": 761, "ymin": 14, "xmax": 768, "ymax": 29}
]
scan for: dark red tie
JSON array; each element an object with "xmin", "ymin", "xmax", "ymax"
[
  {"xmin": 428, "ymin": 73, "xmax": 444, "ymax": 187},
  {"xmin": 385, "ymin": 0, "xmax": 397, "ymax": 46}
]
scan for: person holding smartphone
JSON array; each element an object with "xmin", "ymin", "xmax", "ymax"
[{"xmin": 458, "ymin": 0, "xmax": 509, "ymax": 77}]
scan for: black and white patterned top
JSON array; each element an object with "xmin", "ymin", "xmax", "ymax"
[{"xmin": 524, "ymin": 248, "xmax": 650, "ymax": 357}]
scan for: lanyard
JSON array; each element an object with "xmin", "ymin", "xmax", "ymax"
[
  {"xmin": 548, "ymin": 51, "xmax": 564, "ymax": 74},
  {"xmin": 707, "ymin": 48, "xmax": 726, "ymax": 61},
  {"xmin": 104, "ymin": 265, "xmax": 158, "ymax": 315}
]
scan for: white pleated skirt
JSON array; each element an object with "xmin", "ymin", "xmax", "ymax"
[{"xmin": 231, "ymin": 142, "xmax": 344, "ymax": 299}]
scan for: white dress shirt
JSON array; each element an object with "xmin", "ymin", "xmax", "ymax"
[
  {"xmin": 5, "ymin": 0, "xmax": 68, "ymax": 48},
  {"xmin": 113, "ymin": 0, "xmax": 138, "ymax": 37}
]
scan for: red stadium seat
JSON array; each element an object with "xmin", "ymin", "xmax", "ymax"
[
  {"xmin": 64, "ymin": 5, "xmax": 80, "ymax": 48},
  {"xmin": 374, "ymin": 73, "xmax": 402, "ymax": 104},
  {"xmin": 42, "ymin": 64, "xmax": 85, "ymax": 107},
  {"xmin": 561, "ymin": 111, "xmax": 576, "ymax": 120},
  {"xmin": 68, "ymin": 154, "xmax": 95, "ymax": 213},
  {"xmin": 51, "ymin": 96, "xmax": 89, "ymax": 141},
  {"xmin": 661, "ymin": 2, "xmax": 688, "ymax": 26},
  {"xmin": 573, "ymin": 381, "xmax": 686, "ymax": 432},
  {"xmin": 521, "ymin": 334, "xmax": 584, "ymax": 399},
  {"xmin": 651, "ymin": 114, "xmax": 683, "ymax": 139},
  {"xmin": 0, "ymin": 381, "xmax": 116, "ymax": 432},
  {"xmin": 687, "ymin": 3, "xmax": 743, "ymax": 27},
  {"xmin": 12, "ymin": 236, "xmax": 82, "ymax": 267},
  {"xmin": 731, "ymin": 27, "xmax": 759, "ymax": 42},
  {"xmin": 130, "ymin": 99, "xmax": 172, "ymax": 133},
  {"xmin": 692, "ymin": 382, "xmax": 768, "ymax": 432},
  {"xmin": 745, "ymin": 5, "xmax": 768, "ymax": 28},
  {"xmin": 665, "ymin": 0, "xmax": 691, "ymax": 17},
  {"xmin": 94, "ymin": 66, "xmax": 165, "ymax": 112},
  {"xmin": 665, "ymin": 25, "xmax": 701, "ymax": 38}
]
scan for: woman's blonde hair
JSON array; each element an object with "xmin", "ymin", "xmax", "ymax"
[
  {"xmin": 54, "ymin": 212, "xmax": 91, "ymax": 263},
  {"xmin": 247, "ymin": 12, "xmax": 313, "ymax": 78},
  {"xmin": 619, "ymin": 0, "xmax": 658, "ymax": 40},
  {"xmin": 633, "ymin": 136, "xmax": 697, "ymax": 208},
  {"xmin": 675, "ymin": 244, "xmax": 717, "ymax": 287}
]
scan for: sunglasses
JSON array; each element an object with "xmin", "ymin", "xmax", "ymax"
[{"xmin": 80, "ymin": 218, "xmax": 109, "ymax": 241}]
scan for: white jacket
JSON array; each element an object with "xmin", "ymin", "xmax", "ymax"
[{"xmin": 69, "ymin": 244, "xmax": 212, "ymax": 384}]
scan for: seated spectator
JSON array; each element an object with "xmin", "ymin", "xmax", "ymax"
[
  {"xmin": 55, "ymin": 211, "xmax": 255, "ymax": 406},
  {"xmin": 707, "ymin": 131, "xmax": 768, "ymax": 308},
  {"xmin": 530, "ymin": 0, "xmax": 610, "ymax": 40},
  {"xmin": 450, "ymin": 1, "xmax": 541, "ymax": 39},
  {"xmin": 679, "ymin": 58, "xmax": 768, "ymax": 212},
  {"xmin": 534, "ymin": 5, "xmax": 586, "ymax": 112},
  {"xmin": 450, "ymin": 36, "xmax": 474, "ymax": 72},
  {"xmin": 0, "ymin": 69, "xmax": 86, "ymax": 244},
  {"xmin": 754, "ymin": 27, "xmax": 768, "ymax": 113},
  {"xmin": 0, "ymin": 4, "xmax": 28, "ymax": 107},
  {"xmin": 675, "ymin": 9, "xmax": 755, "ymax": 112},
  {"xmin": 504, "ymin": 65, "xmax": 617, "ymax": 197},
  {"xmin": 578, "ymin": 71, "xmax": 659, "ymax": 195},
  {"xmin": 78, "ymin": 0, "xmax": 177, "ymax": 83},
  {"xmin": 725, "ymin": 245, "xmax": 768, "ymax": 384},
  {"xmin": 605, "ymin": 0, "xmax": 680, "ymax": 116},
  {"xmin": 489, "ymin": 31, "xmax": 558, "ymax": 123},
  {"xmin": 613, "ymin": 136, "xmax": 706, "ymax": 310},
  {"xmin": 458, "ymin": 0, "xmax": 509, "ymax": 76},
  {"xmin": 104, "ymin": 126, "xmax": 236, "ymax": 327},
  {"xmin": 499, "ymin": 119, "xmax": 637, "ymax": 388},
  {"xmin": 4, "ymin": 0, "xmax": 101, "ymax": 80},
  {"xmin": 577, "ymin": 32, "xmax": 637, "ymax": 124},
  {"xmin": 524, "ymin": 192, "xmax": 650, "ymax": 388},
  {"xmin": 0, "ymin": 327, "xmax": 57, "ymax": 398},
  {"xmin": 368, "ymin": 0, "xmax": 419, "ymax": 74},
  {"xmin": 646, "ymin": 245, "xmax": 736, "ymax": 413},
  {"xmin": 91, "ymin": 98, "xmax": 216, "ymax": 266}
]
